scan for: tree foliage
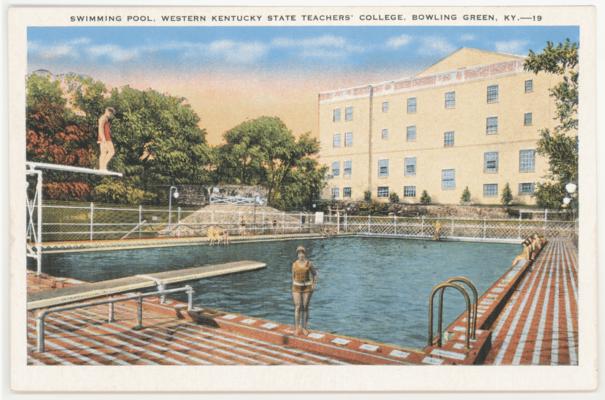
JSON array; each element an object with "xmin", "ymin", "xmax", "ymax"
[
  {"xmin": 214, "ymin": 117, "xmax": 325, "ymax": 209},
  {"xmin": 524, "ymin": 39, "xmax": 578, "ymax": 209},
  {"xmin": 26, "ymin": 73, "xmax": 326, "ymax": 210},
  {"xmin": 26, "ymin": 73, "xmax": 96, "ymax": 199}
]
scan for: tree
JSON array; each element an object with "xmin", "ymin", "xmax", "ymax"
[
  {"xmin": 389, "ymin": 192, "xmax": 400, "ymax": 204},
  {"xmin": 26, "ymin": 73, "xmax": 97, "ymax": 199},
  {"xmin": 26, "ymin": 73, "xmax": 213, "ymax": 204},
  {"xmin": 501, "ymin": 183, "xmax": 513, "ymax": 206},
  {"xmin": 215, "ymin": 116, "xmax": 325, "ymax": 209},
  {"xmin": 524, "ymin": 40, "xmax": 578, "ymax": 210},
  {"xmin": 106, "ymin": 86, "xmax": 213, "ymax": 203},
  {"xmin": 460, "ymin": 186, "xmax": 471, "ymax": 204},
  {"xmin": 363, "ymin": 190, "xmax": 372, "ymax": 202},
  {"xmin": 420, "ymin": 190, "xmax": 432, "ymax": 205}
]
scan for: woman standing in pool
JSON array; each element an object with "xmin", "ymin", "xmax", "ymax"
[{"xmin": 292, "ymin": 246, "xmax": 318, "ymax": 336}]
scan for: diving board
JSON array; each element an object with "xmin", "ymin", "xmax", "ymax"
[
  {"xmin": 27, "ymin": 260, "xmax": 266, "ymax": 310},
  {"xmin": 26, "ymin": 161, "xmax": 123, "ymax": 177}
]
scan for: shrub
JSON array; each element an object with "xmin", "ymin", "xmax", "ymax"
[
  {"xmin": 460, "ymin": 186, "xmax": 471, "ymax": 204},
  {"xmin": 501, "ymin": 183, "xmax": 513, "ymax": 206},
  {"xmin": 389, "ymin": 192, "xmax": 400, "ymax": 204},
  {"xmin": 363, "ymin": 190, "xmax": 372, "ymax": 202},
  {"xmin": 420, "ymin": 190, "xmax": 432, "ymax": 205}
]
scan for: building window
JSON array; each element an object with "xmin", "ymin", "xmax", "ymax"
[
  {"xmin": 483, "ymin": 184, "xmax": 498, "ymax": 197},
  {"xmin": 525, "ymin": 79, "xmax": 533, "ymax": 93},
  {"xmin": 343, "ymin": 160, "xmax": 352, "ymax": 176},
  {"xmin": 519, "ymin": 149, "xmax": 536, "ymax": 172},
  {"xmin": 519, "ymin": 182, "xmax": 535, "ymax": 195},
  {"xmin": 404, "ymin": 157, "xmax": 416, "ymax": 176},
  {"xmin": 484, "ymin": 152, "xmax": 499, "ymax": 173},
  {"xmin": 487, "ymin": 85, "xmax": 499, "ymax": 103},
  {"xmin": 444, "ymin": 131, "xmax": 455, "ymax": 147},
  {"xmin": 378, "ymin": 159, "xmax": 389, "ymax": 177},
  {"xmin": 403, "ymin": 186, "xmax": 416, "ymax": 197},
  {"xmin": 406, "ymin": 125, "xmax": 417, "ymax": 142},
  {"xmin": 331, "ymin": 161, "xmax": 340, "ymax": 177},
  {"xmin": 441, "ymin": 169, "xmax": 456, "ymax": 190},
  {"xmin": 377, "ymin": 186, "xmax": 389, "ymax": 198},
  {"xmin": 331, "ymin": 187, "xmax": 339, "ymax": 199},
  {"xmin": 332, "ymin": 133, "xmax": 341, "ymax": 148},
  {"xmin": 444, "ymin": 91, "xmax": 456, "ymax": 109},
  {"xmin": 381, "ymin": 128, "xmax": 389, "ymax": 140},
  {"xmin": 343, "ymin": 187, "xmax": 352, "ymax": 198},
  {"xmin": 332, "ymin": 108, "xmax": 341, "ymax": 122},
  {"xmin": 486, "ymin": 117, "xmax": 498, "ymax": 134},
  {"xmin": 407, "ymin": 97, "xmax": 417, "ymax": 113},
  {"xmin": 344, "ymin": 132, "xmax": 353, "ymax": 147},
  {"xmin": 524, "ymin": 112, "xmax": 533, "ymax": 126},
  {"xmin": 382, "ymin": 101, "xmax": 389, "ymax": 113},
  {"xmin": 345, "ymin": 106, "xmax": 353, "ymax": 121}
]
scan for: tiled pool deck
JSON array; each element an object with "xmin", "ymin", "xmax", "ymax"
[{"xmin": 26, "ymin": 238, "xmax": 578, "ymax": 366}]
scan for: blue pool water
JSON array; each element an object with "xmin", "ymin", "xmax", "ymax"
[{"xmin": 35, "ymin": 237, "xmax": 518, "ymax": 349}]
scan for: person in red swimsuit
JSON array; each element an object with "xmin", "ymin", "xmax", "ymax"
[{"xmin": 98, "ymin": 107, "xmax": 116, "ymax": 171}]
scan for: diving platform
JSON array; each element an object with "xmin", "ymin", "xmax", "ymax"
[
  {"xmin": 26, "ymin": 161, "xmax": 123, "ymax": 177},
  {"xmin": 27, "ymin": 260, "xmax": 266, "ymax": 310}
]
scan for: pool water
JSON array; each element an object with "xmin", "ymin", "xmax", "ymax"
[{"xmin": 35, "ymin": 237, "xmax": 518, "ymax": 349}]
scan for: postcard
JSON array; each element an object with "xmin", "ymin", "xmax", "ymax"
[{"xmin": 8, "ymin": 4, "xmax": 598, "ymax": 392}]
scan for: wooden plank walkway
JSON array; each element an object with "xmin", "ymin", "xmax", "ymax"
[{"xmin": 485, "ymin": 239, "xmax": 578, "ymax": 365}]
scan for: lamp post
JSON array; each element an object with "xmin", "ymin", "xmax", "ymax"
[
  {"xmin": 564, "ymin": 182, "xmax": 577, "ymax": 221},
  {"xmin": 168, "ymin": 186, "xmax": 179, "ymax": 227}
]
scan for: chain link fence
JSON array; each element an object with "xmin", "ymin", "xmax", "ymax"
[{"xmin": 34, "ymin": 201, "xmax": 577, "ymax": 243}]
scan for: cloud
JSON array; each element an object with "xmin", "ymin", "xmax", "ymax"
[
  {"xmin": 271, "ymin": 34, "xmax": 364, "ymax": 58},
  {"xmin": 459, "ymin": 33, "xmax": 476, "ymax": 42},
  {"xmin": 495, "ymin": 40, "xmax": 530, "ymax": 55},
  {"xmin": 386, "ymin": 34, "xmax": 412, "ymax": 49},
  {"xmin": 28, "ymin": 37, "xmax": 93, "ymax": 60},
  {"xmin": 207, "ymin": 40, "xmax": 268, "ymax": 64},
  {"xmin": 417, "ymin": 36, "xmax": 457, "ymax": 57},
  {"xmin": 86, "ymin": 44, "xmax": 140, "ymax": 62}
]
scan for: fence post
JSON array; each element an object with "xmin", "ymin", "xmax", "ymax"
[
  {"xmin": 450, "ymin": 219, "xmax": 454, "ymax": 236},
  {"xmin": 177, "ymin": 207, "xmax": 181, "ymax": 224},
  {"xmin": 336, "ymin": 212, "xmax": 340, "ymax": 234},
  {"xmin": 299, "ymin": 212, "xmax": 303, "ymax": 232},
  {"xmin": 421, "ymin": 216, "xmax": 425, "ymax": 237},
  {"xmin": 483, "ymin": 218, "xmax": 487, "ymax": 239},
  {"xmin": 344, "ymin": 213, "xmax": 348, "ymax": 233},
  {"xmin": 282, "ymin": 212, "xmax": 286, "ymax": 234},
  {"xmin": 89, "ymin": 202, "xmax": 94, "ymax": 241},
  {"xmin": 367, "ymin": 215, "xmax": 371, "ymax": 234},
  {"xmin": 394, "ymin": 215, "xmax": 397, "ymax": 235},
  {"xmin": 138, "ymin": 205, "xmax": 143, "ymax": 238},
  {"xmin": 518, "ymin": 213, "xmax": 522, "ymax": 239}
]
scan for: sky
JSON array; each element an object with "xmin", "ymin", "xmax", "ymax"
[{"xmin": 28, "ymin": 26, "xmax": 579, "ymax": 144}]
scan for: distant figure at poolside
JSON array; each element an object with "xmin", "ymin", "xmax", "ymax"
[
  {"xmin": 433, "ymin": 221, "xmax": 442, "ymax": 241},
  {"xmin": 239, "ymin": 217, "xmax": 246, "ymax": 236},
  {"xmin": 291, "ymin": 245, "xmax": 318, "ymax": 336},
  {"xmin": 511, "ymin": 239, "xmax": 532, "ymax": 267},
  {"xmin": 98, "ymin": 107, "xmax": 116, "ymax": 171},
  {"xmin": 222, "ymin": 229, "xmax": 230, "ymax": 245}
]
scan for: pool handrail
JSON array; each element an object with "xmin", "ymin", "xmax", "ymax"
[
  {"xmin": 442, "ymin": 277, "xmax": 478, "ymax": 339},
  {"xmin": 428, "ymin": 282, "xmax": 472, "ymax": 349},
  {"xmin": 35, "ymin": 285, "xmax": 194, "ymax": 353}
]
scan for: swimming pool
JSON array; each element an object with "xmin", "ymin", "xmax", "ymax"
[{"xmin": 35, "ymin": 237, "xmax": 518, "ymax": 349}]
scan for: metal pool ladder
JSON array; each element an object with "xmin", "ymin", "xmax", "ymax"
[{"xmin": 428, "ymin": 276, "xmax": 478, "ymax": 349}]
